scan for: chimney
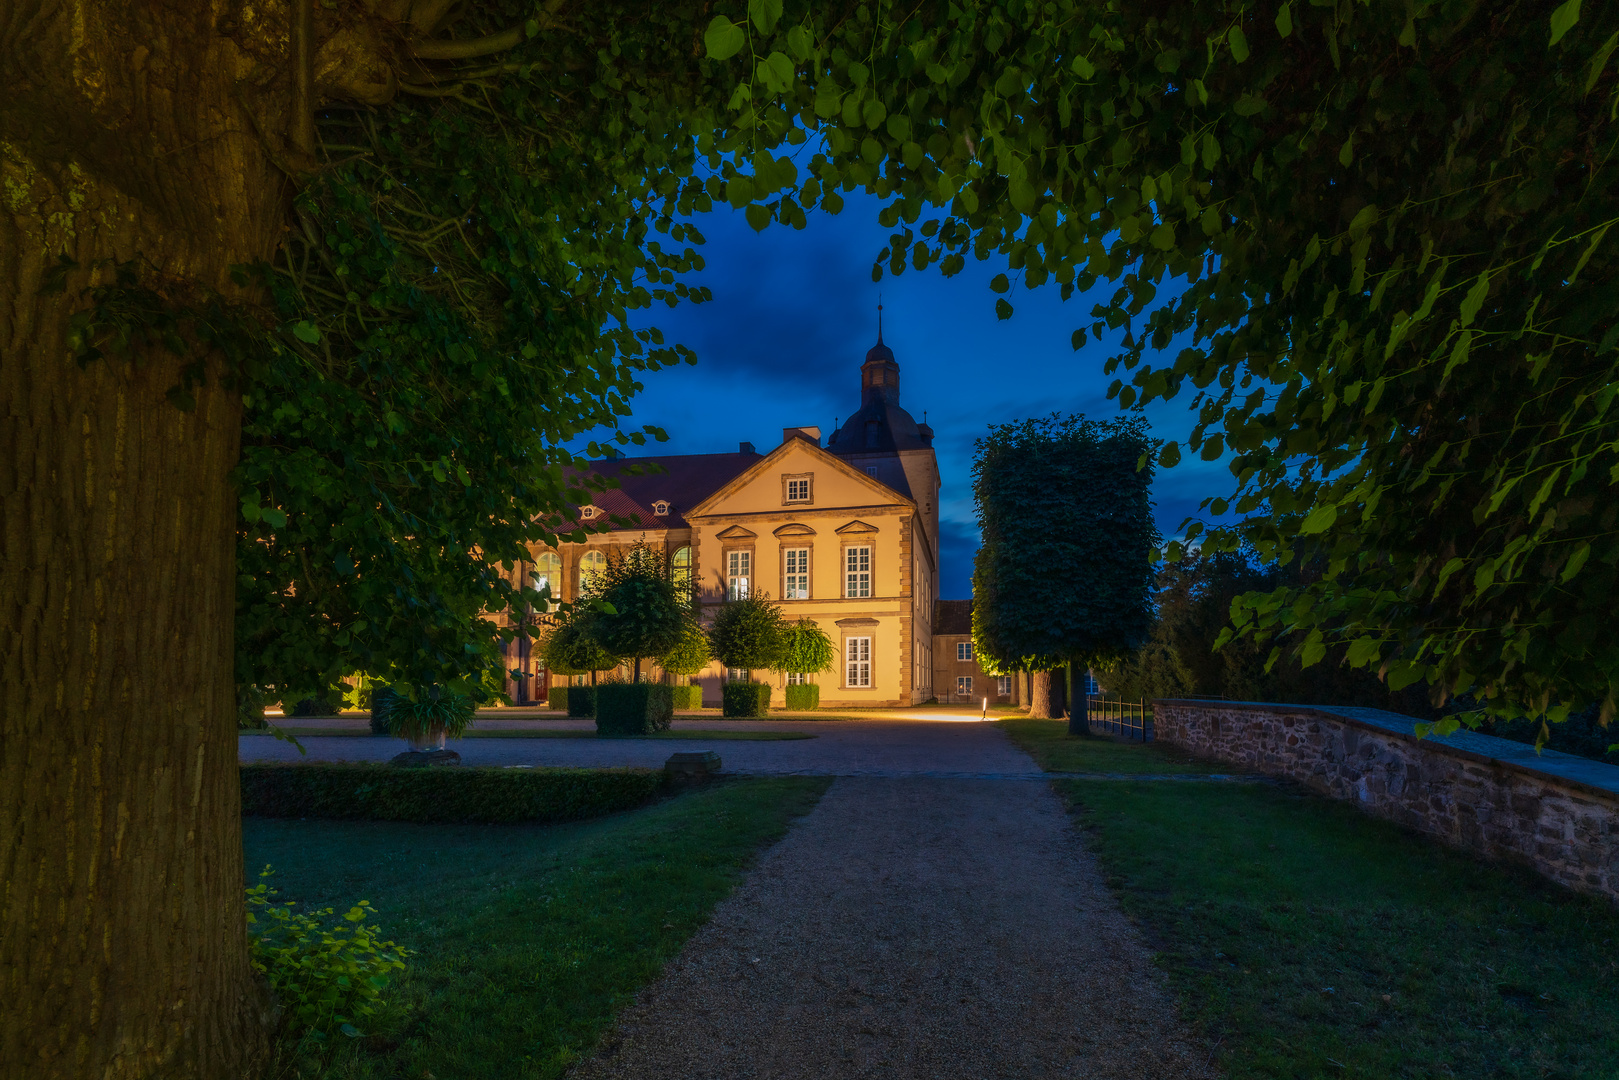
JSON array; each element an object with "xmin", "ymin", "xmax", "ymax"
[
  {"xmin": 781, "ymin": 426, "xmax": 822, "ymax": 447},
  {"xmin": 739, "ymin": 441, "xmax": 756, "ymax": 454}
]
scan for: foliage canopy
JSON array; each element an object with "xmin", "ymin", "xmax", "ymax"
[
  {"xmin": 708, "ymin": 594, "xmax": 790, "ymax": 677},
  {"xmin": 777, "ymin": 619, "xmax": 837, "ymax": 676},
  {"xmin": 587, "ymin": 545, "xmax": 689, "ymax": 679}
]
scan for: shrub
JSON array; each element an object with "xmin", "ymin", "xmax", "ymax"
[
  {"xmin": 567, "ymin": 685, "xmax": 596, "ymax": 717},
  {"xmin": 659, "ymin": 617, "xmax": 710, "ymax": 683},
  {"xmin": 290, "ymin": 696, "xmax": 339, "ymax": 718},
  {"xmin": 708, "ymin": 594, "xmax": 788, "ymax": 672},
  {"xmin": 595, "ymin": 683, "xmax": 674, "ymax": 736},
  {"xmin": 369, "ymin": 687, "xmax": 399, "ymax": 734},
  {"xmin": 375, "ymin": 683, "xmax": 477, "ymax": 742},
  {"xmin": 722, "ymin": 682, "xmax": 771, "ymax": 717},
  {"xmin": 547, "ymin": 686, "xmax": 569, "ymax": 711},
  {"xmin": 245, "ymin": 866, "xmax": 408, "ymax": 1037},
  {"xmin": 240, "ymin": 763, "xmax": 665, "ymax": 823},
  {"xmin": 670, "ymin": 684, "xmax": 702, "ymax": 710},
  {"xmin": 784, "ymin": 684, "xmax": 820, "ymax": 710}
]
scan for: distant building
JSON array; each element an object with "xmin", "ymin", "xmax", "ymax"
[
  {"xmin": 504, "ymin": 325, "xmax": 942, "ymax": 707},
  {"xmin": 931, "ymin": 599, "xmax": 1018, "ymax": 705}
]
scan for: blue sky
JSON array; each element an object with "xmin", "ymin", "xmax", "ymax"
[{"xmin": 618, "ymin": 191, "xmax": 1232, "ymax": 598}]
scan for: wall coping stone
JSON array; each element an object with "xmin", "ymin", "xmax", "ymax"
[{"xmin": 1154, "ymin": 699, "xmax": 1619, "ymax": 801}]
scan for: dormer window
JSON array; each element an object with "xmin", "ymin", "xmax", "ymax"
[
  {"xmin": 652, "ymin": 500, "xmax": 670, "ymax": 517},
  {"xmin": 782, "ymin": 473, "xmax": 813, "ymax": 504},
  {"xmin": 579, "ymin": 505, "xmax": 598, "ymax": 519}
]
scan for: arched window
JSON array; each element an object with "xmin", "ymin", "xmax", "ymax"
[
  {"xmin": 672, "ymin": 546, "xmax": 692, "ymax": 595},
  {"xmin": 532, "ymin": 552, "xmax": 562, "ymax": 610},
  {"xmin": 578, "ymin": 549, "xmax": 606, "ymax": 595}
]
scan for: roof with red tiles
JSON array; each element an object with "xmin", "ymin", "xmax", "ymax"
[{"xmin": 572, "ymin": 449, "xmax": 763, "ymax": 531}]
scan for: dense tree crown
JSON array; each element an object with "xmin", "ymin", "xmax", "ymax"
[
  {"xmin": 971, "ymin": 415, "xmax": 1159, "ymax": 676},
  {"xmin": 708, "ymin": 594, "xmax": 790, "ymax": 675}
]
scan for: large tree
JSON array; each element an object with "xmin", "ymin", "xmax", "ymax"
[
  {"xmin": 971, "ymin": 415, "xmax": 1159, "ymax": 733},
  {"xmin": 7, "ymin": 1, "xmax": 1618, "ymax": 1075}
]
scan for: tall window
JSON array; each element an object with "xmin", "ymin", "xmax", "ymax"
[
  {"xmin": 533, "ymin": 552, "xmax": 562, "ymax": 610},
  {"xmin": 786, "ymin": 671, "xmax": 808, "ymax": 685},
  {"xmin": 956, "ymin": 641, "xmax": 973, "ymax": 661},
  {"xmin": 727, "ymin": 550, "xmax": 751, "ymax": 599},
  {"xmin": 845, "ymin": 637, "xmax": 871, "ymax": 687},
  {"xmin": 844, "ymin": 545, "xmax": 871, "ymax": 598},
  {"xmin": 672, "ymin": 546, "xmax": 693, "ymax": 595},
  {"xmin": 997, "ymin": 676, "xmax": 1013, "ymax": 697},
  {"xmin": 785, "ymin": 477, "xmax": 811, "ymax": 502},
  {"xmin": 783, "ymin": 547, "xmax": 809, "ymax": 598},
  {"xmin": 578, "ymin": 549, "xmax": 606, "ymax": 594},
  {"xmin": 957, "ymin": 676, "xmax": 973, "ymax": 697},
  {"xmin": 726, "ymin": 667, "xmax": 748, "ymax": 683}
]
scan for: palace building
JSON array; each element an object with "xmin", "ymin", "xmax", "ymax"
[{"xmin": 505, "ymin": 326, "xmax": 942, "ymax": 707}]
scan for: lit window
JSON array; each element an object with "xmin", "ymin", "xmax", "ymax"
[
  {"xmin": 846, "ymin": 636, "xmax": 871, "ymax": 687},
  {"xmin": 957, "ymin": 641, "xmax": 973, "ymax": 661},
  {"xmin": 784, "ymin": 547, "xmax": 809, "ymax": 599},
  {"xmin": 997, "ymin": 676, "xmax": 1013, "ymax": 696},
  {"xmin": 844, "ymin": 545, "xmax": 871, "ymax": 598},
  {"xmin": 785, "ymin": 477, "xmax": 811, "ymax": 502},
  {"xmin": 957, "ymin": 676, "xmax": 973, "ymax": 696},
  {"xmin": 578, "ymin": 549, "xmax": 606, "ymax": 594},
  {"xmin": 727, "ymin": 550, "xmax": 750, "ymax": 600},
  {"xmin": 532, "ymin": 552, "xmax": 562, "ymax": 610},
  {"xmin": 787, "ymin": 671, "xmax": 808, "ymax": 685},
  {"xmin": 652, "ymin": 500, "xmax": 670, "ymax": 516},
  {"xmin": 726, "ymin": 667, "xmax": 748, "ymax": 683},
  {"xmin": 672, "ymin": 545, "xmax": 692, "ymax": 593}
]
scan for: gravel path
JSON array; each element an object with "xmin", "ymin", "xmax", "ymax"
[{"xmin": 573, "ymin": 776, "xmax": 1217, "ymax": 1080}]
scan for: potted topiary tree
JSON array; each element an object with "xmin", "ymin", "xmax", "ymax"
[
  {"xmin": 659, "ymin": 615, "xmax": 710, "ymax": 710},
  {"xmin": 776, "ymin": 619, "xmax": 834, "ymax": 711},
  {"xmin": 708, "ymin": 593, "xmax": 788, "ymax": 717},
  {"xmin": 588, "ymin": 546, "xmax": 687, "ymax": 734},
  {"xmin": 375, "ymin": 683, "xmax": 478, "ymax": 766}
]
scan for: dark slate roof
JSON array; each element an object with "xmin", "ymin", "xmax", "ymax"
[
  {"xmin": 574, "ymin": 450, "xmax": 761, "ymax": 530},
  {"xmin": 935, "ymin": 598, "xmax": 973, "ymax": 636},
  {"xmin": 827, "ymin": 399, "xmax": 934, "ymax": 455}
]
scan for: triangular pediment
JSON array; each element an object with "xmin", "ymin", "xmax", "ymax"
[
  {"xmin": 773, "ymin": 523, "xmax": 817, "ymax": 537},
  {"xmin": 714, "ymin": 525, "xmax": 757, "ymax": 540},
  {"xmin": 835, "ymin": 519, "xmax": 880, "ymax": 535},
  {"xmin": 685, "ymin": 437, "xmax": 915, "ymax": 519}
]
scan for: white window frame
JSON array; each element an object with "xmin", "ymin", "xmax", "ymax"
[
  {"xmin": 727, "ymin": 549, "xmax": 751, "ymax": 600},
  {"xmin": 726, "ymin": 667, "xmax": 749, "ymax": 683},
  {"xmin": 672, "ymin": 545, "xmax": 692, "ymax": 592},
  {"xmin": 652, "ymin": 500, "xmax": 670, "ymax": 516},
  {"xmin": 845, "ymin": 636, "xmax": 872, "ymax": 688},
  {"xmin": 578, "ymin": 550, "xmax": 606, "ymax": 594},
  {"xmin": 957, "ymin": 641, "xmax": 973, "ymax": 661},
  {"xmin": 783, "ymin": 546, "xmax": 810, "ymax": 599},
  {"xmin": 844, "ymin": 545, "xmax": 871, "ymax": 599},
  {"xmin": 786, "ymin": 671, "xmax": 808, "ymax": 685},
  {"xmin": 579, "ymin": 504, "xmax": 597, "ymax": 519},
  {"xmin": 957, "ymin": 676, "xmax": 973, "ymax": 697},
  {"xmin": 997, "ymin": 676, "xmax": 1013, "ymax": 697}
]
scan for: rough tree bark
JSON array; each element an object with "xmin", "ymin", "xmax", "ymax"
[
  {"xmin": 1, "ymin": 2, "xmax": 294, "ymax": 1076},
  {"xmin": 1026, "ymin": 670, "xmax": 1052, "ymax": 719}
]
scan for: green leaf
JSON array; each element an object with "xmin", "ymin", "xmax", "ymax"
[
  {"xmin": 1433, "ymin": 557, "xmax": 1465, "ymax": 597},
  {"xmin": 744, "ymin": 203, "xmax": 772, "ymax": 232},
  {"xmin": 1071, "ymin": 328, "xmax": 1087, "ymax": 350},
  {"xmin": 1233, "ymin": 93, "xmax": 1267, "ymax": 116},
  {"xmin": 292, "ymin": 321, "xmax": 321, "ymax": 344},
  {"xmin": 995, "ymin": 298, "xmax": 1014, "ymax": 320},
  {"xmin": 748, "ymin": 0, "xmax": 782, "ymax": 35},
  {"xmin": 1158, "ymin": 441, "xmax": 1182, "ymax": 468},
  {"xmin": 1072, "ymin": 54, "xmax": 1095, "ymax": 79},
  {"xmin": 1561, "ymin": 542, "xmax": 1591, "ymax": 582},
  {"xmin": 1458, "ymin": 271, "xmax": 1490, "ymax": 326},
  {"xmin": 1201, "ymin": 132, "xmax": 1221, "ymax": 169},
  {"xmin": 1549, "ymin": 0, "xmax": 1581, "ymax": 47},
  {"xmin": 1275, "ymin": 3, "xmax": 1293, "ymax": 38},
  {"xmin": 1398, "ymin": 17, "xmax": 1417, "ymax": 47},
  {"xmin": 261, "ymin": 508, "xmax": 288, "ymax": 529},
  {"xmin": 760, "ymin": 51, "xmax": 794, "ymax": 94},
  {"xmin": 786, "ymin": 24, "xmax": 813, "ymax": 62},
  {"xmin": 1300, "ymin": 635, "xmax": 1327, "ymax": 669},
  {"xmin": 1339, "ymin": 133, "xmax": 1354, "ymax": 167},
  {"xmin": 1229, "ymin": 26, "xmax": 1249, "ymax": 62},
  {"xmin": 704, "ymin": 16, "xmax": 745, "ymax": 61},
  {"xmin": 1149, "ymin": 223, "xmax": 1176, "ymax": 250},
  {"xmin": 990, "ymin": 273, "xmax": 1010, "ymax": 294},
  {"xmin": 1585, "ymin": 31, "xmax": 1618, "ymax": 93},
  {"xmin": 1567, "ymin": 222, "xmax": 1610, "ymax": 285},
  {"xmin": 1299, "ymin": 504, "xmax": 1338, "ymax": 535}
]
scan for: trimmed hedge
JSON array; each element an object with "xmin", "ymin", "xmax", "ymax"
[
  {"xmin": 784, "ymin": 684, "xmax": 820, "ymax": 710},
  {"xmin": 567, "ymin": 685, "xmax": 596, "ymax": 717},
  {"xmin": 722, "ymin": 682, "xmax": 771, "ymax": 717},
  {"xmin": 546, "ymin": 687, "xmax": 569, "ymax": 711},
  {"xmin": 240, "ymin": 763, "xmax": 664, "ymax": 824},
  {"xmin": 290, "ymin": 697, "xmax": 339, "ymax": 718},
  {"xmin": 595, "ymin": 683, "xmax": 674, "ymax": 736},
  {"xmin": 670, "ymin": 684, "xmax": 702, "ymax": 710}
]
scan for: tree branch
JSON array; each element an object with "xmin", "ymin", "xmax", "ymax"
[
  {"xmin": 292, "ymin": 0, "xmax": 315, "ymax": 154},
  {"xmin": 408, "ymin": 0, "xmax": 566, "ymax": 59}
]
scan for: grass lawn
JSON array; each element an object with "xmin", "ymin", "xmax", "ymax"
[
  {"xmin": 996, "ymin": 717, "xmax": 1220, "ymax": 773},
  {"xmin": 246, "ymin": 728, "xmax": 815, "ymax": 740},
  {"xmin": 245, "ymin": 776, "xmax": 830, "ymax": 1079},
  {"xmin": 1002, "ymin": 720, "xmax": 1619, "ymax": 1079}
]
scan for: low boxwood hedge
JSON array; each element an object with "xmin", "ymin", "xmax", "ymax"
[
  {"xmin": 784, "ymin": 684, "xmax": 820, "ymax": 710},
  {"xmin": 567, "ymin": 685, "xmax": 596, "ymax": 717},
  {"xmin": 546, "ymin": 687, "xmax": 569, "ymax": 711},
  {"xmin": 722, "ymin": 682, "xmax": 771, "ymax": 717},
  {"xmin": 670, "ymin": 684, "xmax": 702, "ymax": 709},
  {"xmin": 595, "ymin": 683, "xmax": 674, "ymax": 736},
  {"xmin": 240, "ymin": 763, "xmax": 664, "ymax": 824}
]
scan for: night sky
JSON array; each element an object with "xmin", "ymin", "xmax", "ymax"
[{"xmin": 618, "ymin": 190, "xmax": 1230, "ymax": 599}]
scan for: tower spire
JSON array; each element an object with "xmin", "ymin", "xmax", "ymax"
[{"xmin": 877, "ymin": 295, "xmax": 884, "ymax": 344}]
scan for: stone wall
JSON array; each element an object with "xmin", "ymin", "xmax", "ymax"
[{"xmin": 1152, "ymin": 700, "xmax": 1619, "ymax": 904}]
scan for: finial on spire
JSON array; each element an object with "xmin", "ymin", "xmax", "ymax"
[{"xmin": 877, "ymin": 294, "xmax": 884, "ymax": 344}]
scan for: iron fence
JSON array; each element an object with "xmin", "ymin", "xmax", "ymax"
[{"xmin": 1085, "ymin": 694, "xmax": 1153, "ymax": 741}]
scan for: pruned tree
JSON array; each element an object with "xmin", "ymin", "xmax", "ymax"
[
  {"xmin": 658, "ymin": 617, "xmax": 712, "ymax": 686},
  {"xmin": 972, "ymin": 416, "xmax": 1159, "ymax": 733},
  {"xmin": 708, "ymin": 594, "xmax": 789, "ymax": 679},
  {"xmin": 587, "ymin": 545, "xmax": 687, "ymax": 682},
  {"xmin": 778, "ymin": 619, "xmax": 836, "ymax": 679},
  {"xmin": 541, "ymin": 615, "xmax": 619, "ymax": 688}
]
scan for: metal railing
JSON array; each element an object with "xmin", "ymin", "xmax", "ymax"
[{"xmin": 1085, "ymin": 694, "xmax": 1153, "ymax": 741}]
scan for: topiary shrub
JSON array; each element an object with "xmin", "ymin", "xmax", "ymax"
[
  {"xmin": 721, "ymin": 682, "xmax": 771, "ymax": 717},
  {"xmin": 595, "ymin": 683, "xmax": 674, "ymax": 736},
  {"xmin": 670, "ymin": 684, "xmax": 702, "ymax": 710},
  {"xmin": 567, "ymin": 685, "xmax": 596, "ymax": 717},
  {"xmin": 547, "ymin": 686, "xmax": 569, "ymax": 711},
  {"xmin": 784, "ymin": 684, "xmax": 820, "ymax": 710},
  {"xmin": 290, "ymin": 696, "xmax": 339, "ymax": 718},
  {"xmin": 240, "ymin": 763, "xmax": 665, "ymax": 823}
]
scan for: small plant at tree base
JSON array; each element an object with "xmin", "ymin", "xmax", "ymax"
[
  {"xmin": 777, "ymin": 619, "xmax": 834, "ymax": 711},
  {"xmin": 245, "ymin": 866, "xmax": 409, "ymax": 1037},
  {"xmin": 708, "ymin": 594, "xmax": 788, "ymax": 679},
  {"xmin": 589, "ymin": 544, "xmax": 688, "ymax": 682}
]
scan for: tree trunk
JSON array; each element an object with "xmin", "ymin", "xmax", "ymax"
[
  {"xmin": 1027, "ymin": 670, "xmax": 1053, "ymax": 719},
  {"xmin": 2, "ymin": 3, "xmax": 290, "ymax": 1076}
]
